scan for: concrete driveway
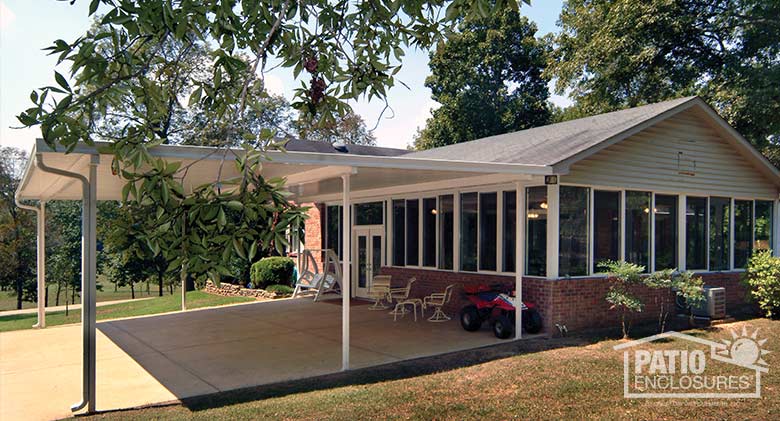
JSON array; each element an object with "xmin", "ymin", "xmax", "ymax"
[{"xmin": 1, "ymin": 297, "xmax": 505, "ymax": 421}]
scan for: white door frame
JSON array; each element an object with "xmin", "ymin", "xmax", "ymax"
[{"xmin": 352, "ymin": 225, "xmax": 384, "ymax": 298}]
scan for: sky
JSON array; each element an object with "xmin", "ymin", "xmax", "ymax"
[{"xmin": 0, "ymin": 0, "xmax": 569, "ymax": 152}]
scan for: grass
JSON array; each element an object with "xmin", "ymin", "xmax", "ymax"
[
  {"xmin": 0, "ymin": 276, "xmax": 183, "ymax": 312},
  {"xmin": 78, "ymin": 318, "xmax": 780, "ymax": 421},
  {"xmin": 0, "ymin": 291, "xmax": 254, "ymax": 332}
]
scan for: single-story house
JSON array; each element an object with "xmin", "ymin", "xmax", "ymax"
[
  {"xmin": 14, "ymin": 95, "xmax": 780, "ymax": 413},
  {"xmin": 295, "ymin": 95, "xmax": 780, "ymax": 332}
]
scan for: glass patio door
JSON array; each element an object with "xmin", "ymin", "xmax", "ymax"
[{"xmin": 353, "ymin": 226, "xmax": 384, "ymax": 298}]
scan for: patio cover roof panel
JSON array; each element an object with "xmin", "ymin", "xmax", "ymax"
[{"xmin": 17, "ymin": 139, "xmax": 552, "ymax": 201}]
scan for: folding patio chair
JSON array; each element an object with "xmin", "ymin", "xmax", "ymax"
[
  {"xmin": 423, "ymin": 284, "xmax": 455, "ymax": 322},
  {"xmin": 389, "ymin": 278, "xmax": 419, "ymax": 320}
]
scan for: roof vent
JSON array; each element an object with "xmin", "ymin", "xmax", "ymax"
[{"xmin": 333, "ymin": 142, "xmax": 349, "ymax": 153}]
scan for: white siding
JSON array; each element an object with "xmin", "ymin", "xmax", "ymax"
[{"xmin": 561, "ymin": 108, "xmax": 778, "ymax": 198}]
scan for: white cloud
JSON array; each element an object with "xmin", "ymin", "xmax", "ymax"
[{"xmin": 0, "ymin": 2, "xmax": 15, "ymax": 31}]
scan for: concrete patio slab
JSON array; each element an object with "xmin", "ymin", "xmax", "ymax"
[{"xmin": 1, "ymin": 297, "xmax": 508, "ymax": 421}]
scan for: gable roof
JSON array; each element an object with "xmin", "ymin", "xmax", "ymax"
[
  {"xmin": 405, "ymin": 96, "xmax": 780, "ymax": 184},
  {"xmin": 406, "ymin": 96, "xmax": 698, "ymax": 166}
]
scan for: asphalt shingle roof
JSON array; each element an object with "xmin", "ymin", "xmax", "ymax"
[
  {"xmin": 284, "ymin": 139, "xmax": 409, "ymax": 157},
  {"xmin": 404, "ymin": 96, "xmax": 698, "ymax": 166}
]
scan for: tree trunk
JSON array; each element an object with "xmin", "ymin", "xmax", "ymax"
[
  {"xmin": 55, "ymin": 281, "xmax": 61, "ymax": 306},
  {"xmin": 45, "ymin": 285, "xmax": 49, "ymax": 307},
  {"xmin": 158, "ymin": 273, "xmax": 164, "ymax": 297},
  {"xmin": 130, "ymin": 283, "xmax": 135, "ymax": 299},
  {"xmin": 16, "ymin": 276, "xmax": 23, "ymax": 310}
]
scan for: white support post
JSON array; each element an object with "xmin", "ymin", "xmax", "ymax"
[
  {"xmin": 35, "ymin": 153, "xmax": 98, "ymax": 414},
  {"xmin": 33, "ymin": 202, "xmax": 46, "ymax": 328},
  {"xmin": 678, "ymin": 195, "xmax": 687, "ymax": 271},
  {"xmin": 774, "ymin": 199, "xmax": 779, "ymax": 257},
  {"xmin": 85, "ymin": 155, "xmax": 98, "ymax": 413},
  {"xmin": 650, "ymin": 194, "xmax": 656, "ymax": 272},
  {"xmin": 546, "ymin": 183, "xmax": 560, "ymax": 279},
  {"xmin": 729, "ymin": 198, "xmax": 735, "ymax": 270},
  {"xmin": 341, "ymin": 173, "xmax": 351, "ymax": 371},
  {"xmin": 515, "ymin": 183, "xmax": 525, "ymax": 340}
]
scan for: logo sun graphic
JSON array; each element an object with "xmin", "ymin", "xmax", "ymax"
[{"xmin": 717, "ymin": 326, "xmax": 771, "ymax": 367}]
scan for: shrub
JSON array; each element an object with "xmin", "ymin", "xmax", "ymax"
[
  {"xmin": 644, "ymin": 269, "xmax": 704, "ymax": 332},
  {"xmin": 743, "ymin": 250, "xmax": 780, "ymax": 318},
  {"xmin": 599, "ymin": 260, "xmax": 645, "ymax": 339},
  {"xmin": 250, "ymin": 257, "xmax": 295, "ymax": 289},
  {"xmin": 265, "ymin": 284, "xmax": 294, "ymax": 295}
]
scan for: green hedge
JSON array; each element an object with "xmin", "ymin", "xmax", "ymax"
[
  {"xmin": 265, "ymin": 284, "xmax": 294, "ymax": 295},
  {"xmin": 251, "ymin": 257, "xmax": 295, "ymax": 289}
]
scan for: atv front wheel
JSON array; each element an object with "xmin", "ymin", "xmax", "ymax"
[
  {"xmin": 460, "ymin": 305, "xmax": 482, "ymax": 331},
  {"xmin": 492, "ymin": 315, "xmax": 514, "ymax": 339}
]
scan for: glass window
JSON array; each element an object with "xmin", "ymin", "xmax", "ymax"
[
  {"xmin": 559, "ymin": 186, "xmax": 589, "ymax": 276},
  {"xmin": 734, "ymin": 200, "xmax": 752, "ymax": 268},
  {"xmin": 755, "ymin": 200, "xmax": 773, "ymax": 251},
  {"xmin": 594, "ymin": 190, "xmax": 620, "ymax": 267},
  {"xmin": 438, "ymin": 195, "xmax": 454, "ymax": 269},
  {"xmin": 422, "ymin": 198, "xmax": 437, "ymax": 267},
  {"xmin": 654, "ymin": 195, "xmax": 678, "ymax": 270},
  {"xmin": 406, "ymin": 199, "xmax": 419, "ymax": 266},
  {"xmin": 526, "ymin": 187, "xmax": 547, "ymax": 276},
  {"xmin": 479, "ymin": 193, "xmax": 498, "ymax": 271},
  {"xmin": 326, "ymin": 205, "xmax": 342, "ymax": 258},
  {"xmin": 392, "ymin": 200, "xmax": 405, "ymax": 266},
  {"xmin": 503, "ymin": 191, "xmax": 517, "ymax": 272},
  {"xmin": 625, "ymin": 191, "xmax": 651, "ymax": 271},
  {"xmin": 709, "ymin": 197, "xmax": 731, "ymax": 271},
  {"xmin": 686, "ymin": 197, "xmax": 708, "ymax": 270},
  {"xmin": 460, "ymin": 192, "xmax": 478, "ymax": 271},
  {"xmin": 354, "ymin": 202, "xmax": 383, "ymax": 225}
]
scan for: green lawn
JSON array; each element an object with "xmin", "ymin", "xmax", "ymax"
[
  {"xmin": 78, "ymin": 318, "xmax": 779, "ymax": 421},
  {"xmin": 0, "ymin": 291, "xmax": 254, "ymax": 332},
  {"xmin": 0, "ymin": 276, "xmax": 183, "ymax": 312}
]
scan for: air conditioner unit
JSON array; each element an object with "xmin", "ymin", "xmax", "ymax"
[{"xmin": 691, "ymin": 286, "xmax": 726, "ymax": 319}]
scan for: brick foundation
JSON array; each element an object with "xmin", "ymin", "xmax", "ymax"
[{"xmin": 379, "ymin": 267, "xmax": 750, "ymax": 334}]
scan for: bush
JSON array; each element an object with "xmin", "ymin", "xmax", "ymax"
[
  {"xmin": 265, "ymin": 284, "xmax": 294, "ymax": 295},
  {"xmin": 599, "ymin": 260, "xmax": 645, "ymax": 339},
  {"xmin": 743, "ymin": 250, "xmax": 780, "ymax": 318},
  {"xmin": 250, "ymin": 257, "xmax": 295, "ymax": 289}
]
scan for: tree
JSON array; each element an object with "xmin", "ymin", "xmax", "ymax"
[
  {"xmin": 414, "ymin": 8, "xmax": 551, "ymax": 150},
  {"xmin": 0, "ymin": 147, "xmax": 37, "ymax": 309},
  {"xmin": 295, "ymin": 112, "xmax": 376, "ymax": 145},
  {"xmin": 17, "ymin": 1, "xmax": 533, "ymax": 283},
  {"xmin": 549, "ymin": 0, "xmax": 780, "ymax": 158},
  {"xmin": 46, "ymin": 201, "xmax": 84, "ymax": 307}
]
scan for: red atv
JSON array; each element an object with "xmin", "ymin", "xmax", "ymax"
[{"xmin": 460, "ymin": 284, "xmax": 543, "ymax": 339}]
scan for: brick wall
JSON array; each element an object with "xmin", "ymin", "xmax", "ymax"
[{"xmin": 379, "ymin": 267, "xmax": 749, "ymax": 334}]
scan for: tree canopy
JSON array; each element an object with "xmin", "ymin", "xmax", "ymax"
[
  {"xmin": 414, "ymin": 8, "xmax": 550, "ymax": 150},
  {"xmin": 549, "ymin": 0, "xmax": 780, "ymax": 159}
]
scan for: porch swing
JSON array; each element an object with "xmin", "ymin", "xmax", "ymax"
[{"xmin": 292, "ymin": 248, "xmax": 342, "ymax": 301}]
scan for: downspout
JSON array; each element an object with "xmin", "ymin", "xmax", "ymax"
[
  {"xmin": 36, "ymin": 153, "xmax": 99, "ymax": 414},
  {"xmin": 14, "ymin": 191, "xmax": 45, "ymax": 328}
]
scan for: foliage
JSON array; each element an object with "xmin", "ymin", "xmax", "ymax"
[
  {"xmin": 17, "ymin": 1, "xmax": 535, "ymax": 286},
  {"xmin": 599, "ymin": 260, "xmax": 644, "ymax": 338},
  {"xmin": 414, "ymin": 8, "xmax": 550, "ymax": 150},
  {"xmin": 644, "ymin": 268, "xmax": 704, "ymax": 332},
  {"xmin": 46, "ymin": 201, "xmax": 85, "ymax": 306},
  {"xmin": 250, "ymin": 256, "xmax": 295, "ymax": 288},
  {"xmin": 295, "ymin": 112, "xmax": 376, "ymax": 145},
  {"xmin": 0, "ymin": 147, "xmax": 37, "ymax": 309},
  {"xmin": 549, "ymin": 0, "xmax": 780, "ymax": 159},
  {"xmin": 265, "ymin": 284, "xmax": 294, "ymax": 295},
  {"xmin": 743, "ymin": 250, "xmax": 780, "ymax": 318}
]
